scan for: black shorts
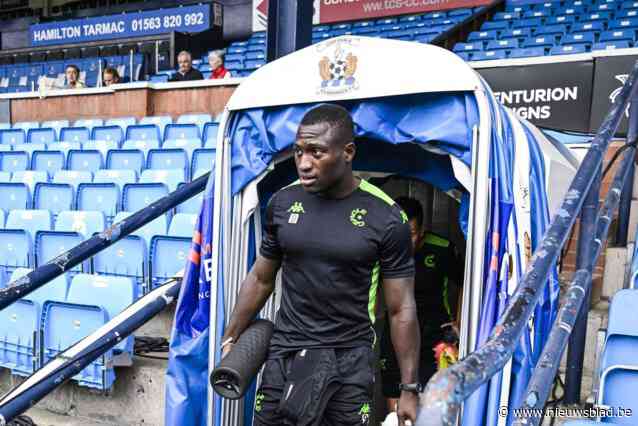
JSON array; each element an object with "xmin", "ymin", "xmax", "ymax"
[
  {"xmin": 253, "ymin": 346, "xmax": 375, "ymax": 426},
  {"xmin": 379, "ymin": 316, "xmax": 441, "ymax": 399}
]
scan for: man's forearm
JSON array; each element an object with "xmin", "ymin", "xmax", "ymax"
[
  {"xmin": 224, "ymin": 274, "xmax": 274, "ymax": 340},
  {"xmin": 389, "ymin": 307, "xmax": 421, "ymax": 384}
]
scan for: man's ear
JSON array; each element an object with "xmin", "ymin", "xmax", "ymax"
[{"xmin": 343, "ymin": 141, "xmax": 356, "ymax": 163}]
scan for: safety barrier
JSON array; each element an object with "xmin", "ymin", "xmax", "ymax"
[{"xmin": 417, "ymin": 61, "xmax": 638, "ymax": 426}]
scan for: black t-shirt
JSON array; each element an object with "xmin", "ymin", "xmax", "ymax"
[
  {"xmin": 413, "ymin": 233, "xmax": 459, "ymax": 332},
  {"xmin": 169, "ymin": 68, "xmax": 204, "ymax": 81},
  {"xmin": 261, "ymin": 180, "xmax": 414, "ymax": 357}
]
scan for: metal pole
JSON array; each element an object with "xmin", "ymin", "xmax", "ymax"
[
  {"xmin": 0, "ymin": 172, "xmax": 210, "ymax": 312},
  {"xmin": 564, "ymin": 167, "xmax": 601, "ymax": 404},
  {"xmin": 616, "ymin": 98, "xmax": 638, "ymax": 246},
  {"xmin": 515, "ymin": 143, "xmax": 637, "ymax": 426},
  {"xmin": 265, "ymin": 0, "xmax": 313, "ymax": 63},
  {"xmin": 417, "ymin": 60, "xmax": 638, "ymax": 426}
]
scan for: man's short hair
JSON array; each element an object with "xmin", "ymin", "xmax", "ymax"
[
  {"xmin": 177, "ymin": 50, "xmax": 192, "ymax": 61},
  {"xmin": 395, "ymin": 196, "xmax": 424, "ymax": 229},
  {"xmin": 66, "ymin": 64, "xmax": 80, "ymax": 74},
  {"xmin": 298, "ymin": 104, "xmax": 354, "ymax": 146}
]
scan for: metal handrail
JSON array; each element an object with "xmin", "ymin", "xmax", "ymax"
[
  {"xmin": 417, "ymin": 60, "xmax": 638, "ymax": 426},
  {"xmin": 0, "ymin": 171, "xmax": 210, "ymax": 312}
]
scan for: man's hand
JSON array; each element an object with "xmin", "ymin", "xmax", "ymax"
[
  {"xmin": 397, "ymin": 391, "xmax": 418, "ymax": 426},
  {"xmin": 221, "ymin": 339, "xmax": 234, "ymax": 359}
]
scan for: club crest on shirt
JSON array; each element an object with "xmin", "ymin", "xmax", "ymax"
[
  {"xmin": 424, "ymin": 254, "xmax": 436, "ymax": 268},
  {"xmin": 350, "ymin": 208, "xmax": 367, "ymax": 227}
]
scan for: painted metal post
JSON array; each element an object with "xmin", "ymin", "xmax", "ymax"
[
  {"xmin": 615, "ymin": 98, "xmax": 638, "ymax": 246},
  {"xmin": 265, "ymin": 0, "xmax": 313, "ymax": 63},
  {"xmin": 564, "ymin": 167, "xmax": 601, "ymax": 404}
]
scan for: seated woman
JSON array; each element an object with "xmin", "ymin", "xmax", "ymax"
[{"xmin": 208, "ymin": 50, "xmax": 231, "ymax": 79}]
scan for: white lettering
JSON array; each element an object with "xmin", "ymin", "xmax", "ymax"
[{"xmin": 203, "ymin": 257, "xmax": 214, "ymax": 282}]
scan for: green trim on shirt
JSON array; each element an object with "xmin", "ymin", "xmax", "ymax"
[
  {"xmin": 359, "ymin": 180, "xmax": 395, "ymax": 206},
  {"xmin": 424, "ymin": 233, "xmax": 450, "ymax": 248},
  {"xmin": 369, "ymin": 262, "xmax": 380, "ymax": 324}
]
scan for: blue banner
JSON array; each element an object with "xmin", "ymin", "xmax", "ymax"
[{"xmin": 30, "ymin": 4, "xmax": 212, "ymax": 47}]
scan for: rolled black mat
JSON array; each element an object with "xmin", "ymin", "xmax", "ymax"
[{"xmin": 211, "ymin": 319, "xmax": 274, "ymax": 399}]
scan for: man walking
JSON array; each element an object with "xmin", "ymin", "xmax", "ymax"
[{"xmin": 222, "ymin": 104, "xmax": 420, "ymax": 426}]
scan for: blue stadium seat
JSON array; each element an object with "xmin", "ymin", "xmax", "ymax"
[
  {"xmin": 104, "ymin": 117, "xmax": 136, "ymax": 131},
  {"xmin": 472, "ymin": 50, "xmax": 508, "ymax": 60},
  {"xmin": 53, "ymin": 170, "xmax": 90, "ymax": 191},
  {"xmin": 572, "ymin": 21, "xmax": 605, "ymax": 32},
  {"xmin": 522, "ymin": 36, "xmax": 557, "ymax": 48},
  {"xmin": 453, "ymin": 42, "xmax": 484, "ymax": 53},
  {"xmin": 245, "ymin": 51, "xmax": 266, "ymax": 61},
  {"xmin": 73, "ymin": 119, "xmax": 103, "ymax": 131},
  {"xmin": 534, "ymin": 1, "xmax": 556, "ymax": 10},
  {"xmin": 562, "ymin": 32, "xmax": 596, "ymax": 44},
  {"xmin": 60, "ymin": 127, "xmax": 90, "ymax": 143},
  {"xmin": 191, "ymin": 148, "xmax": 215, "ymax": 178},
  {"xmin": 122, "ymin": 183, "xmax": 169, "ymax": 213},
  {"xmin": 523, "ymin": 10, "xmax": 548, "ymax": 18},
  {"xmin": 91, "ymin": 125, "xmax": 124, "ymax": 146},
  {"xmin": 93, "ymin": 169, "xmax": 137, "ymax": 189},
  {"xmin": 177, "ymin": 114, "xmax": 212, "ymax": 133},
  {"xmin": 113, "ymin": 211, "xmax": 167, "ymax": 246},
  {"xmin": 176, "ymin": 182, "xmax": 203, "ymax": 214},
  {"xmin": 593, "ymin": 40, "xmax": 632, "ymax": 49},
  {"xmin": 35, "ymin": 230, "xmax": 84, "ymax": 273},
  {"xmin": 150, "ymin": 235, "xmax": 190, "ymax": 288},
  {"xmin": 66, "ymin": 150, "xmax": 103, "ymax": 173},
  {"xmin": 55, "ymin": 210, "xmax": 105, "ymax": 239},
  {"xmin": 12, "ymin": 170, "xmax": 48, "ymax": 192},
  {"xmin": 621, "ymin": 0, "xmax": 638, "ymax": 9},
  {"xmin": 149, "ymin": 74, "xmax": 169, "ymax": 83},
  {"xmin": 164, "ymin": 123, "xmax": 201, "ymax": 144},
  {"xmin": 106, "ymin": 149, "xmax": 145, "ymax": 174},
  {"xmin": 513, "ymin": 18, "xmax": 543, "ymax": 28},
  {"xmin": 617, "ymin": 9, "xmax": 638, "ymax": 18},
  {"xmin": 0, "ymin": 183, "xmax": 30, "ymax": 211},
  {"xmin": 0, "ymin": 228, "xmax": 31, "ymax": 285},
  {"xmin": 162, "ymin": 139, "xmax": 202, "ymax": 160},
  {"xmin": 93, "ymin": 234, "xmax": 147, "ymax": 295},
  {"xmin": 535, "ymin": 24, "xmax": 568, "ymax": 36},
  {"xmin": 169, "ymin": 213, "xmax": 197, "ymax": 238},
  {"xmin": 6, "ymin": 209, "xmax": 52, "ymax": 238},
  {"xmin": 501, "ymin": 28, "xmax": 533, "ymax": 39},
  {"xmin": 610, "ymin": 17, "xmax": 638, "ymax": 28},
  {"xmin": 44, "ymin": 61, "xmax": 65, "ymax": 77},
  {"xmin": 467, "ymin": 30, "xmax": 498, "ymax": 41},
  {"xmin": 203, "ymin": 122, "xmax": 219, "ymax": 149},
  {"xmin": 508, "ymin": 47, "xmax": 548, "ymax": 58},
  {"xmin": 31, "ymin": 151, "xmax": 64, "ymax": 175},
  {"xmin": 146, "ymin": 148, "xmax": 188, "ymax": 174},
  {"xmin": 486, "ymin": 38, "xmax": 519, "ymax": 50},
  {"xmin": 0, "ymin": 123, "xmax": 10, "ymax": 130},
  {"xmin": 455, "ymin": 52, "xmax": 472, "ymax": 61},
  {"xmin": 0, "ymin": 151, "xmax": 29, "ymax": 172},
  {"xmin": 33, "ymin": 183, "xmax": 74, "ymax": 218},
  {"xmin": 545, "ymin": 15, "xmax": 577, "ymax": 25},
  {"xmin": 76, "ymin": 183, "xmax": 119, "ymax": 223},
  {"xmin": 139, "ymin": 169, "xmax": 184, "ymax": 192},
  {"xmin": 27, "ymin": 127, "xmax": 57, "ymax": 144},
  {"xmin": 600, "ymin": 29, "xmax": 636, "ymax": 42},
  {"xmin": 42, "ymin": 273, "xmax": 136, "ymax": 390},
  {"xmin": 550, "ymin": 44, "xmax": 588, "ymax": 54},
  {"xmin": 125, "ymin": 124, "xmax": 161, "ymax": 144},
  {"xmin": 581, "ymin": 11, "xmax": 613, "ymax": 22},
  {"xmin": 47, "ymin": 142, "xmax": 82, "ymax": 156},
  {"xmin": 0, "ymin": 129, "xmax": 26, "ymax": 145},
  {"xmin": 0, "ymin": 209, "xmax": 4, "ymax": 226},
  {"xmin": 138, "ymin": 116, "xmax": 172, "ymax": 140}
]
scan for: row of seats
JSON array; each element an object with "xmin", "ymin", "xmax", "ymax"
[
  {"xmin": 0, "ymin": 55, "xmax": 144, "ymax": 93},
  {"xmin": 458, "ymin": 0, "xmax": 638, "ymax": 60},
  {"xmin": 0, "ymin": 147, "xmax": 213, "ymax": 181},
  {"xmin": 0, "ymin": 113, "xmax": 219, "ymax": 137}
]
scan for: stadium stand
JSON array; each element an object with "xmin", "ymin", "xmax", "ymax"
[{"xmin": 456, "ymin": 0, "xmax": 638, "ymax": 60}]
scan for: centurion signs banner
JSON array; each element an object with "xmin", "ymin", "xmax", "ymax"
[
  {"xmin": 29, "ymin": 4, "xmax": 214, "ymax": 47},
  {"xmin": 252, "ymin": 0, "xmax": 491, "ymax": 31},
  {"xmin": 477, "ymin": 61, "xmax": 595, "ymax": 133}
]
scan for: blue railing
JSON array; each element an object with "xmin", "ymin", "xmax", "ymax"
[{"xmin": 417, "ymin": 61, "xmax": 638, "ymax": 426}]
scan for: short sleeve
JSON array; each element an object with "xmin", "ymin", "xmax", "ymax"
[
  {"xmin": 260, "ymin": 195, "xmax": 283, "ymax": 261},
  {"xmin": 379, "ymin": 208, "xmax": 415, "ymax": 279}
]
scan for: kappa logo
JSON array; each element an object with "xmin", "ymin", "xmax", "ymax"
[
  {"xmin": 610, "ymin": 74, "xmax": 631, "ymax": 118},
  {"xmin": 317, "ymin": 38, "xmax": 359, "ymax": 95},
  {"xmin": 350, "ymin": 208, "xmax": 367, "ymax": 227},
  {"xmin": 288, "ymin": 201, "xmax": 305, "ymax": 224},
  {"xmin": 359, "ymin": 403, "xmax": 370, "ymax": 425}
]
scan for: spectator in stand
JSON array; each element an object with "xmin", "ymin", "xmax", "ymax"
[
  {"xmin": 208, "ymin": 50, "xmax": 231, "ymax": 79},
  {"xmin": 102, "ymin": 67, "xmax": 121, "ymax": 86},
  {"xmin": 65, "ymin": 64, "xmax": 86, "ymax": 89},
  {"xmin": 169, "ymin": 51, "xmax": 203, "ymax": 82}
]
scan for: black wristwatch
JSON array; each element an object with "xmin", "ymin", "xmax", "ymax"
[{"xmin": 399, "ymin": 383, "xmax": 424, "ymax": 394}]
